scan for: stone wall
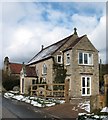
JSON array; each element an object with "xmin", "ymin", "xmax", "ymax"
[
  {"xmin": 90, "ymin": 95, "xmax": 99, "ymax": 112},
  {"xmin": 24, "ymin": 77, "xmax": 34, "ymax": 94},
  {"xmin": 20, "ymin": 76, "xmax": 36, "ymax": 94},
  {"xmin": 29, "ymin": 35, "xmax": 99, "ymax": 101},
  {"xmin": 30, "ymin": 58, "xmax": 54, "ymax": 85},
  {"xmin": 64, "ymin": 35, "xmax": 99, "ymax": 98},
  {"xmin": 104, "ymin": 74, "xmax": 108, "ymax": 107},
  {"xmin": 90, "ymin": 74, "xmax": 108, "ymax": 111}
]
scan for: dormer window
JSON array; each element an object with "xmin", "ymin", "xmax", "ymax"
[
  {"xmin": 42, "ymin": 63, "xmax": 47, "ymax": 75},
  {"xmin": 78, "ymin": 52, "xmax": 93, "ymax": 65},
  {"xmin": 57, "ymin": 55, "xmax": 62, "ymax": 64},
  {"xmin": 66, "ymin": 52, "xmax": 70, "ymax": 65}
]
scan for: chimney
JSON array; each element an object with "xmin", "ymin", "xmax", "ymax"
[
  {"xmin": 74, "ymin": 27, "xmax": 77, "ymax": 35},
  {"xmin": 4, "ymin": 56, "xmax": 9, "ymax": 72},
  {"xmin": 41, "ymin": 45, "xmax": 44, "ymax": 51},
  {"xmin": 22, "ymin": 62, "xmax": 25, "ymax": 69},
  {"xmin": 4, "ymin": 56, "xmax": 9, "ymax": 65},
  {"xmin": 22, "ymin": 62, "xmax": 26, "ymax": 75}
]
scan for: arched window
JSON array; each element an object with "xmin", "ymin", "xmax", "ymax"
[{"xmin": 42, "ymin": 63, "xmax": 47, "ymax": 75}]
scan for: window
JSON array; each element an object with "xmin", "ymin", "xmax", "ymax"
[
  {"xmin": 79, "ymin": 53, "xmax": 83, "ymax": 64},
  {"xmin": 57, "ymin": 55, "xmax": 62, "ymax": 64},
  {"xmin": 42, "ymin": 77, "xmax": 46, "ymax": 83},
  {"xmin": 42, "ymin": 63, "xmax": 47, "ymax": 74},
  {"xmin": 32, "ymin": 79, "xmax": 36, "ymax": 84},
  {"xmin": 66, "ymin": 52, "xmax": 70, "ymax": 65},
  {"xmin": 78, "ymin": 52, "xmax": 93, "ymax": 65},
  {"xmin": 84, "ymin": 53, "xmax": 88, "ymax": 64},
  {"xmin": 88, "ymin": 53, "xmax": 93, "ymax": 64},
  {"xmin": 81, "ymin": 76, "xmax": 91, "ymax": 96}
]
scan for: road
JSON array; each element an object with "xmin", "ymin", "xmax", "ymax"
[{"xmin": 2, "ymin": 95, "xmax": 56, "ymax": 119}]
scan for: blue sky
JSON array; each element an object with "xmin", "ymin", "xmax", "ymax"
[{"xmin": 1, "ymin": 1, "xmax": 107, "ymax": 68}]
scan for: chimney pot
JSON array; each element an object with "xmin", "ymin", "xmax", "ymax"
[
  {"xmin": 74, "ymin": 27, "xmax": 77, "ymax": 35},
  {"xmin": 41, "ymin": 45, "xmax": 44, "ymax": 50}
]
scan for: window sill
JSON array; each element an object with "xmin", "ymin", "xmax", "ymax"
[
  {"xmin": 57, "ymin": 62, "xmax": 63, "ymax": 64},
  {"xmin": 66, "ymin": 64, "xmax": 70, "ymax": 66},
  {"xmin": 42, "ymin": 73, "xmax": 47, "ymax": 75},
  {"xmin": 81, "ymin": 94, "xmax": 91, "ymax": 96},
  {"xmin": 78, "ymin": 64, "xmax": 94, "ymax": 67}
]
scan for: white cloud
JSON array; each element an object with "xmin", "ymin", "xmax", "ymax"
[
  {"xmin": 0, "ymin": 2, "xmax": 2, "ymax": 68},
  {"xmin": 1, "ymin": 2, "xmax": 106, "ymax": 67},
  {"xmin": 88, "ymin": 15, "xmax": 106, "ymax": 63},
  {"xmin": 69, "ymin": 11, "xmax": 106, "ymax": 63},
  {"xmin": 6, "ymin": 27, "xmax": 33, "ymax": 55},
  {"xmin": 71, "ymin": 14, "xmax": 99, "ymax": 35},
  {"xmin": 2, "ymin": 2, "xmax": 71, "ymax": 63},
  {"xmin": 3, "ymin": 21, "xmax": 70, "ymax": 63},
  {"xmin": 70, "ymin": 13, "xmax": 106, "ymax": 63},
  {"xmin": 46, "ymin": 8, "xmax": 67, "ymax": 23},
  {"xmin": 2, "ymin": 2, "xmax": 25, "ymax": 25}
]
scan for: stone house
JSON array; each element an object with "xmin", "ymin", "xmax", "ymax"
[
  {"xmin": 3, "ymin": 57, "xmax": 22, "ymax": 79},
  {"xmin": 20, "ymin": 64, "xmax": 37, "ymax": 94},
  {"xmin": 21, "ymin": 28, "xmax": 99, "ymax": 101}
]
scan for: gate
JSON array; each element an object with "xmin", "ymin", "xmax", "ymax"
[{"xmin": 30, "ymin": 79, "xmax": 69, "ymax": 103}]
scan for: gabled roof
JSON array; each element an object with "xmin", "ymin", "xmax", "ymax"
[
  {"xmin": 25, "ymin": 66, "xmax": 37, "ymax": 77},
  {"xmin": 63, "ymin": 35, "xmax": 86, "ymax": 52},
  {"xmin": 28, "ymin": 34, "xmax": 73, "ymax": 65},
  {"xmin": 9, "ymin": 63, "xmax": 22, "ymax": 74},
  {"xmin": 28, "ymin": 33, "xmax": 91, "ymax": 65}
]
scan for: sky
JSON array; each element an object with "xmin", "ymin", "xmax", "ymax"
[{"xmin": 1, "ymin": 1, "xmax": 107, "ymax": 68}]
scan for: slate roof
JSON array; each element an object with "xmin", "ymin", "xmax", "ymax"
[
  {"xmin": 63, "ymin": 35, "xmax": 86, "ymax": 52},
  {"xmin": 9, "ymin": 63, "xmax": 22, "ymax": 74},
  {"xmin": 28, "ymin": 35, "xmax": 73, "ymax": 65},
  {"xmin": 25, "ymin": 66, "xmax": 37, "ymax": 77},
  {"xmin": 28, "ymin": 34, "xmax": 86, "ymax": 65}
]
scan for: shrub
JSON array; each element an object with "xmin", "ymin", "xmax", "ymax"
[
  {"xmin": 2, "ymin": 70, "xmax": 20, "ymax": 91},
  {"xmin": 2, "ymin": 79, "xmax": 20, "ymax": 91}
]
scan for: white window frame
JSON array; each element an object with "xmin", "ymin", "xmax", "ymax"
[
  {"xmin": 81, "ymin": 76, "xmax": 91, "ymax": 96},
  {"xmin": 66, "ymin": 52, "xmax": 70, "ymax": 65},
  {"xmin": 21, "ymin": 78, "xmax": 24, "ymax": 94},
  {"xmin": 42, "ymin": 63, "xmax": 47, "ymax": 75},
  {"xmin": 42, "ymin": 77, "xmax": 46, "ymax": 83},
  {"xmin": 57, "ymin": 55, "xmax": 62, "ymax": 64},
  {"xmin": 78, "ymin": 52, "xmax": 93, "ymax": 65}
]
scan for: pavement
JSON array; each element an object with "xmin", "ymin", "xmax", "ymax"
[
  {"xmin": 2, "ymin": 96, "xmax": 53, "ymax": 119},
  {"xmin": 2, "ymin": 94, "xmax": 87, "ymax": 119},
  {"xmin": 42, "ymin": 103, "xmax": 87, "ymax": 119}
]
